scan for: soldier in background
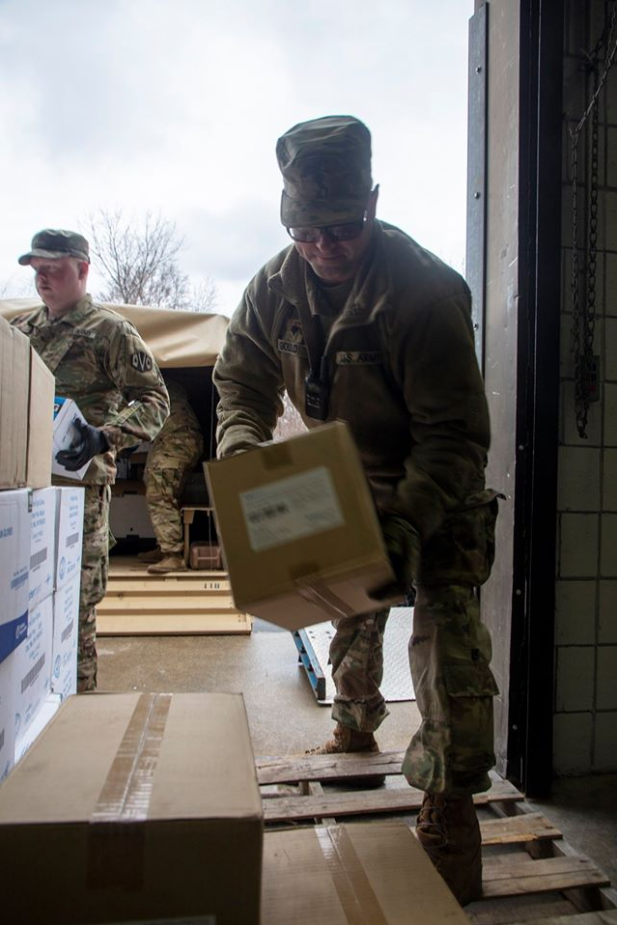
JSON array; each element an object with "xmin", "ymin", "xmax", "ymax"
[
  {"xmin": 139, "ymin": 377, "xmax": 204, "ymax": 574},
  {"xmin": 12, "ymin": 229, "xmax": 169, "ymax": 691},
  {"xmin": 213, "ymin": 116, "xmax": 501, "ymax": 906}
]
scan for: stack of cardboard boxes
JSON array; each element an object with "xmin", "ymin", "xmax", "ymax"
[{"xmin": 0, "ymin": 316, "xmax": 83, "ymax": 778}]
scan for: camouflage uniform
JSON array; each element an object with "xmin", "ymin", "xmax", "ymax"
[
  {"xmin": 12, "ymin": 295, "xmax": 169, "ymax": 690},
  {"xmin": 214, "ymin": 217, "xmax": 500, "ymax": 796},
  {"xmin": 144, "ymin": 379, "xmax": 203, "ymax": 556}
]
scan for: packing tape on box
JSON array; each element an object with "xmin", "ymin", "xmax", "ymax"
[
  {"xmin": 87, "ymin": 692, "xmax": 172, "ymax": 889},
  {"xmin": 316, "ymin": 826, "xmax": 388, "ymax": 925}
]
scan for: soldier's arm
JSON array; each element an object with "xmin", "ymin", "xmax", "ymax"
[
  {"xmin": 100, "ymin": 322, "xmax": 170, "ymax": 453},
  {"xmin": 385, "ymin": 291, "xmax": 491, "ymax": 543},
  {"xmin": 213, "ymin": 285, "xmax": 284, "ymax": 458}
]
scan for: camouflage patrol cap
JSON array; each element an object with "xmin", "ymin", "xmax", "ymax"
[
  {"xmin": 18, "ymin": 228, "xmax": 90, "ymax": 265},
  {"xmin": 276, "ymin": 115, "xmax": 372, "ymax": 227}
]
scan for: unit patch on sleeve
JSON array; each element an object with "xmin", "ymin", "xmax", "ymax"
[{"xmin": 130, "ymin": 350, "xmax": 153, "ymax": 372}]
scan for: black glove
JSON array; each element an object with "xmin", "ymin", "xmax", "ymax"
[
  {"xmin": 55, "ymin": 419, "xmax": 110, "ymax": 471},
  {"xmin": 370, "ymin": 514, "xmax": 421, "ymax": 603}
]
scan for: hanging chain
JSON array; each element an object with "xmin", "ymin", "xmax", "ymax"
[{"xmin": 570, "ymin": 2, "xmax": 617, "ymax": 438}]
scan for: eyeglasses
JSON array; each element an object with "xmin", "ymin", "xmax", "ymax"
[{"xmin": 287, "ymin": 214, "xmax": 367, "ymax": 244}]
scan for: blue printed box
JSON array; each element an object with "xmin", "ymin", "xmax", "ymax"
[
  {"xmin": 54, "ymin": 487, "xmax": 85, "ymax": 591},
  {"xmin": 29, "ymin": 487, "xmax": 56, "ymax": 610},
  {"xmin": 0, "ymin": 489, "xmax": 29, "ymax": 664}
]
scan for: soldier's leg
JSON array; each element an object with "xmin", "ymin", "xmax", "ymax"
[
  {"xmin": 402, "ymin": 583, "xmax": 496, "ymax": 795},
  {"xmin": 329, "ymin": 607, "xmax": 390, "ymax": 732},
  {"xmin": 308, "ymin": 609, "xmax": 389, "ymax": 783},
  {"xmin": 404, "ymin": 582, "xmax": 498, "ymax": 905},
  {"xmin": 145, "ymin": 467, "xmax": 184, "ymax": 555},
  {"xmin": 78, "ymin": 485, "xmax": 111, "ymax": 693}
]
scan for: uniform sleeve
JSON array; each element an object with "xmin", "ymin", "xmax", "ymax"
[
  {"xmin": 99, "ymin": 322, "xmax": 170, "ymax": 451},
  {"xmin": 213, "ymin": 284, "xmax": 284, "ymax": 458},
  {"xmin": 386, "ymin": 291, "xmax": 491, "ymax": 540}
]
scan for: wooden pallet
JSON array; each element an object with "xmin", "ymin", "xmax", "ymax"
[
  {"xmin": 97, "ymin": 557, "xmax": 252, "ymax": 635},
  {"xmin": 255, "ymin": 750, "xmax": 617, "ymax": 924}
]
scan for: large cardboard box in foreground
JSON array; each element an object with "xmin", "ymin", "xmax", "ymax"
[
  {"xmin": 206, "ymin": 422, "xmax": 397, "ymax": 630},
  {"xmin": 262, "ymin": 822, "xmax": 471, "ymax": 925},
  {"xmin": 0, "ymin": 692, "xmax": 263, "ymax": 925}
]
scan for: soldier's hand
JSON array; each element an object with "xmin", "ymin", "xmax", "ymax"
[
  {"xmin": 370, "ymin": 514, "xmax": 420, "ymax": 602},
  {"xmin": 55, "ymin": 419, "xmax": 110, "ymax": 471}
]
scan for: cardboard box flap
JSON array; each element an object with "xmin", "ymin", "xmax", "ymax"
[
  {"xmin": 262, "ymin": 822, "xmax": 470, "ymax": 925},
  {"xmin": 0, "ymin": 692, "xmax": 262, "ymax": 825}
]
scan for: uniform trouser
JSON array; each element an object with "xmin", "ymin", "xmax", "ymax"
[
  {"xmin": 145, "ymin": 426, "xmax": 203, "ymax": 556},
  {"xmin": 329, "ymin": 582, "xmax": 498, "ymax": 797},
  {"xmin": 145, "ymin": 467, "xmax": 189, "ymax": 556},
  {"xmin": 78, "ymin": 484, "xmax": 111, "ymax": 692}
]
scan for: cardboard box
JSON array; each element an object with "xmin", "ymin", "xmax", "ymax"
[
  {"xmin": 190, "ymin": 542, "xmax": 223, "ymax": 570},
  {"xmin": 51, "ymin": 575, "xmax": 79, "ymax": 699},
  {"xmin": 12, "ymin": 594, "xmax": 53, "ymax": 747},
  {"xmin": 55, "ymin": 485, "xmax": 85, "ymax": 589},
  {"xmin": 52, "ymin": 396, "xmax": 91, "ymax": 480},
  {"xmin": 13, "ymin": 692, "xmax": 61, "ymax": 764},
  {"xmin": 0, "ymin": 655, "xmax": 16, "ymax": 782},
  {"xmin": 0, "ymin": 317, "xmax": 30, "ymax": 489},
  {"xmin": 0, "ymin": 692, "xmax": 263, "ymax": 925},
  {"xmin": 262, "ymin": 822, "xmax": 471, "ymax": 925},
  {"xmin": 29, "ymin": 486, "xmax": 56, "ymax": 609},
  {"xmin": 26, "ymin": 347, "xmax": 54, "ymax": 489},
  {"xmin": 205, "ymin": 422, "xmax": 396, "ymax": 630},
  {"xmin": 0, "ymin": 489, "xmax": 30, "ymax": 663}
]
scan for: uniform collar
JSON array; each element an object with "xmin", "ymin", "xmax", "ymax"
[{"xmin": 27, "ymin": 294, "xmax": 94, "ymax": 330}]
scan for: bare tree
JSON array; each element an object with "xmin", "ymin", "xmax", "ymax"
[
  {"xmin": 0, "ymin": 275, "xmax": 36, "ymax": 299},
  {"xmin": 189, "ymin": 278, "xmax": 218, "ymax": 313},
  {"xmin": 83, "ymin": 209, "xmax": 217, "ymax": 311}
]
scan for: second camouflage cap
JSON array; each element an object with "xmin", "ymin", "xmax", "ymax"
[
  {"xmin": 276, "ymin": 115, "xmax": 372, "ymax": 228},
  {"xmin": 18, "ymin": 229, "xmax": 90, "ymax": 265}
]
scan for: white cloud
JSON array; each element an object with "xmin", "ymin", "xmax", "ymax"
[{"xmin": 1, "ymin": 0, "xmax": 472, "ymax": 315}]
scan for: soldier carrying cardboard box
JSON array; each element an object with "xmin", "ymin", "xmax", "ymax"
[
  {"xmin": 12, "ymin": 229, "xmax": 169, "ymax": 691},
  {"xmin": 213, "ymin": 115, "xmax": 503, "ymax": 906}
]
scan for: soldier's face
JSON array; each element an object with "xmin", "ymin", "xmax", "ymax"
[
  {"xmin": 293, "ymin": 188, "xmax": 378, "ymax": 285},
  {"xmin": 30, "ymin": 257, "xmax": 88, "ymax": 316}
]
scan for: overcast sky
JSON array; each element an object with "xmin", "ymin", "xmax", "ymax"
[{"xmin": 0, "ymin": 0, "xmax": 472, "ymax": 316}]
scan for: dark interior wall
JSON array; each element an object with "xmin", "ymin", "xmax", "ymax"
[{"xmin": 161, "ymin": 366, "xmax": 218, "ymax": 460}]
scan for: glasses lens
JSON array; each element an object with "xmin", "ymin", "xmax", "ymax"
[
  {"xmin": 287, "ymin": 227, "xmax": 320, "ymax": 243},
  {"xmin": 328, "ymin": 221, "xmax": 365, "ymax": 241},
  {"xmin": 287, "ymin": 219, "xmax": 366, "ymax": 243}
]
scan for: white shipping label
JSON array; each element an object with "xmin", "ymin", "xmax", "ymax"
[{"xmin": 240, "ymin": 466, "xmax": 344, "ymax": 552}]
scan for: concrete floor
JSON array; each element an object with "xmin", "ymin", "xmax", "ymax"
[
  {"xmin": 98, "ymin": 620, "xmax": 617, "ymax": 888},
  {"xmin": 98, "ymin": 619, "xmax": 422, "ymax": 756}
]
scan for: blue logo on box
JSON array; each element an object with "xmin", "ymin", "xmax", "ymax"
[{"xmin": 59, "ymin": 556, "xmax": 66, "ymax": 581}]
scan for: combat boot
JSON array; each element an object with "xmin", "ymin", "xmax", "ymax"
[
  {"xmin": 416, "ymin": 792, "xmax": 482, "ymax": 906},
  {"xmin": 147, "ymin": 554, "xmax": 187, "ymax": 574},
  {"xmin": 137, "ymin": 547, "xmax": 163, "ymax": 563},
  {"xmin": 306, "ymin": 723, "xmax": 385, "ymax": 788}
]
